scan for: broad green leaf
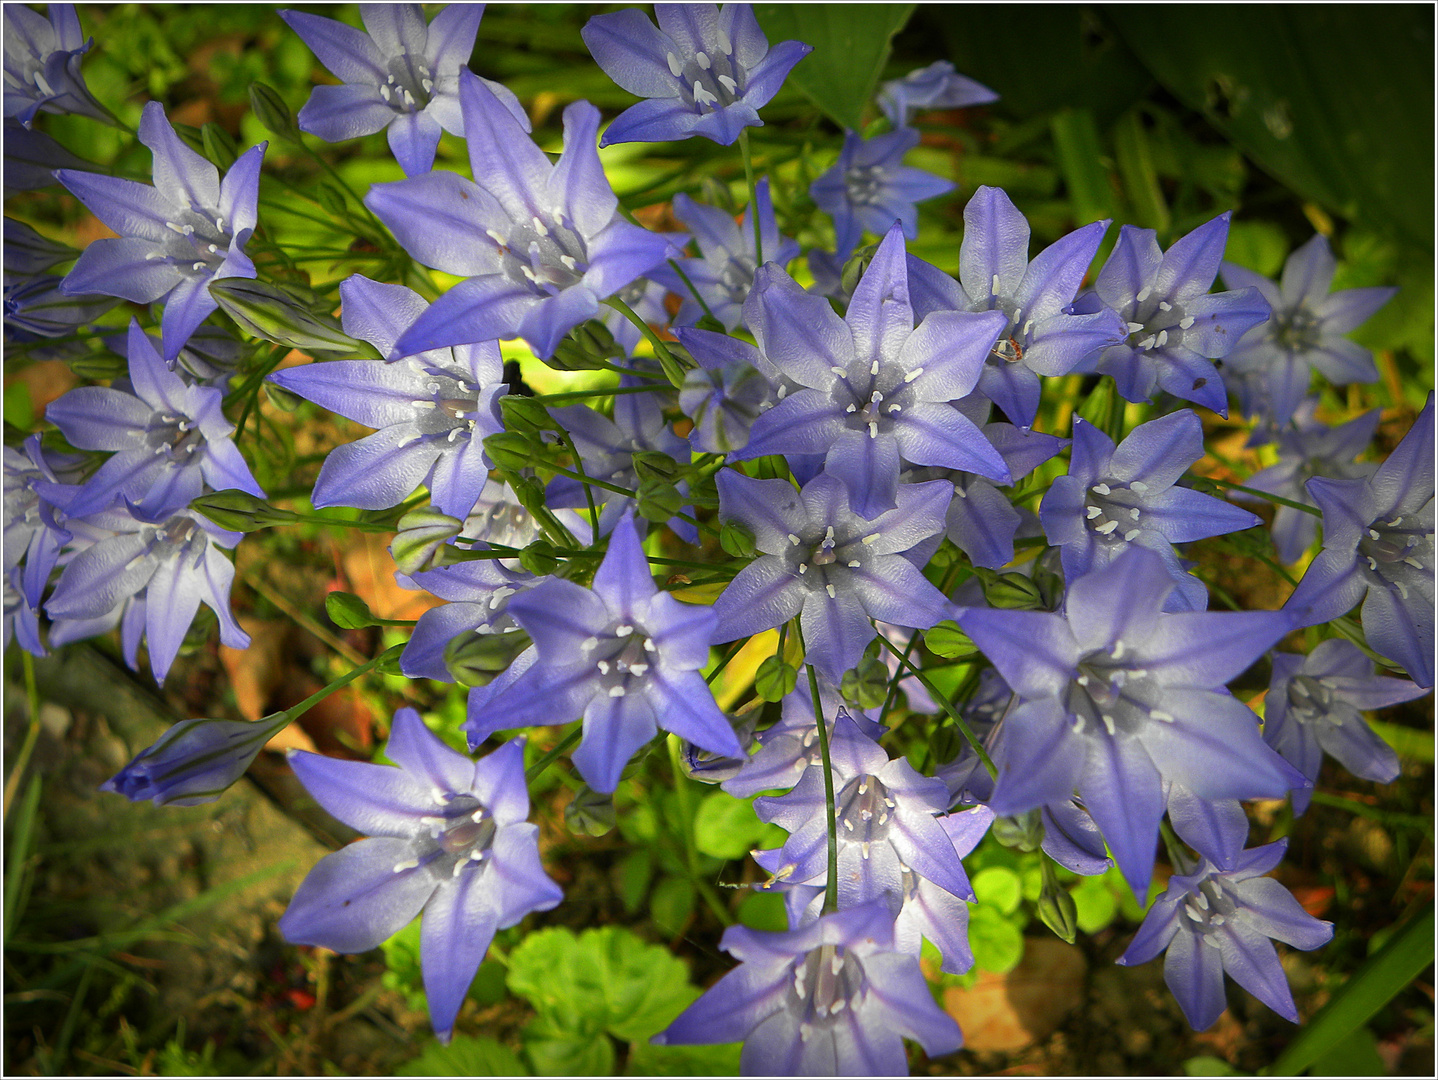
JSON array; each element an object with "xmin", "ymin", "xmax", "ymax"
[
  {"xmin": 1183, "ymin": 1055, "xmax": 1247, "ymax": 1076},
  {"xmin": 736, "ymin": 890, "xmax": 789, "ymax": 932},
  {"xmin": 627, "ymin": 1041, "xmax": 744, "ymax": 1076},
  {"xmin": 693, "ymin": 792, "xmax": 769, "ymax": 860},
  {"xmin": 968, "ymin": 905, "xmax": 1024, "ymax": 974},
  {"xmin": 524, "ymin": 1023, "xmax": 614, "ymax": 1078},
  {"xmin": 650, "ymin": 875, "xmax": 696, "ymax": 934},
  {"xmin": 1050, "ymin": 107, "xmax": 1116, "ymax": 227},
  {"xmin": 752, "ymin": 5, "xmax": 914, "ymax": 131},
  {"xmin": 1223, "ymin": 220, "xmax": 1290, "ymax": 278},
  {"xmin": 1070, "ymin": 874, "xmax": 1118, "ymax": 934},
  {"xmin": 398, "ymin": 1035, "xmax": 528, "ymax": 1077},
  {"xmin": 971, "ymin": 866, "xmax": 1023, "ymax": 916}
]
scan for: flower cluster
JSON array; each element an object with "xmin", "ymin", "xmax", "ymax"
[{"xmin": 7, "ymin": 4, "xmax": 1429, "ymax": 1076}]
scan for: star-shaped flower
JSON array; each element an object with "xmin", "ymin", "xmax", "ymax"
[
  {"xmin": 55, "ymin": 102, "xmax": 266, "ymax": 363},
  {"xmin": 582, "ymin": 3, "xmax": 811, "ymax": 147},
  {"xmin": 3, "ymin": 3, "xmax": 108, "ymax": 128},
  {"xmin": 877, "ymin": 60, "xmax": 997, "ymax": 128}
]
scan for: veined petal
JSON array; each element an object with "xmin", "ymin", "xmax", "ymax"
[
  {"xmin": 365, "ymin": 172, "xmax": 509, "ymax": 279},
  {"xmin": 547, "ymin": 99, "xmax": 618, "ymax": 237},
  {"xmin": 268, "ymin": 358, "xmax": 435, "ymax": 429},
  {"xmin": 1081, "ymin": 732, "xmax": 1164, "ymax": 900},
  {"xmin": 505, "ymin": 576, "xmax": 611, "ymax": 657},
  {"xmin": 1163, "ymin": 927, "xmax": 1227, "ymax": 1030},
  {"xmin": 138, "ymin": 101, "xmax": 220, "ymax": 214},
  {"xmin": 825, "ymin": 428, "xmax": 901, "ymax": 519},
  {"xmin": 288, "ymin": 751, "xmax": 445, "ymax": 834},
  {"xmin": 715, "ymin": 469, "xmax": 806, "ymax": 552},
  {"xmin": 957, "ymin": 185, "xmax": 1030, "ymax": 303},
  {"xmin": 1215, "ymin": 921, "xmax": 1298, "ymax": 1022},
  {"xmin": 987, "ymin": 697, "xmax": 1084, "ymax": 814},
  {"xmin": 845, "ymin": 223, "xmax": 914, "ymax": 369},
  {"xmin": 312, "ymin": 426, "xmax": 444, "ymax": 511},
  {"xmin": 420, "ymin": 871, "xmax": 499, "ymax": 1042},
  {"xmin": 392, "ymin": 275, "xmax": 537, "ymax": 356},
  {"xmin": 386, "ymin": 109, "xmax": 443, "ymax": 177},
  {"xmin": 279, "ymin": 837, "xmax": 437, "ymax": 955},
  {"xmin": 425, "ymin": 2, "xmax": 486, "ymax": 74},
  {"xmin": 1108, "ymin": 409, "xmax": 1202, "ymax": 489},
  {"xmin": 1279, "ymin": 233, "xmax": 1337, "ymax": 309},
  {"xmin": 1095, "ymin": 224, "xmax": 1162, "ymax": 311},
  {"xmin": 1318, "ymin": 285, "xmax": 1398, "ymax": 335},
  {"xmin": 898, "ymin": 308, "xmax": 1006, "ymax": 401},
  {"xmin": 746, "ymin": 263, "xmax": 855, "ymax": 387},
  {"xmin": 956, "ymin": 609, "xmax": 1078, "ymax": 697},
  {"xmin": 1139, "ymin": 688, "xmax": 1301, "ymax": 800},
  {"xmin": 1153, "ymin": 212, "xmax": 1230, "ymax": 303},
  {"xmin": 1016, "ymin": 218, "xmax": 1110, "ymax": 319},
  {"xmin": 847, "ymin": 554, "xmax": 954, "ymax": 629},
  {"xmin": 458, "ymin": 69, "xmax": 550, "ymax": 222},
  {"xmin": 279, "ymin": 8, "xmax": 387, "ymax": 83},
  {"xmin": 61, "ymin": 238, "xmax": 184, "ymax": 303},
  {"xmin": 711, "ymin": 556, "xmax": 806, "ymax": 641},
  {"xmin": 739, "ymin": 389, "xmax": 847, "ymax": 459},
  {"xmin": 573, "ymin": 688, "xmax": 658, "ymax": 793},
  {"xmin": 645, "ymin": 667, "xmax": 741, "ymax": 756},
  {"xmin": 217, "ymin": 143, "xmax": 265, "ymax": 234},
  {"xmin": 582, "ymin": 8, "xmax": 685, "ymax": 98},
  {"xmin": 142, "ymin": 547, "xmax": 204, "ymax": 684},
  {"xmin": 599, "ymin": 96, "xmax": 704, "ymax": 146},
  {"xmin": 383, "ymin": 707, "xmax": 474, "ymax": 797},
  {"xmin": 892, "ymin": 402, "xmax": 1010, "ymax": 481},
  {"xmin": 800, "ymin": 588, "xmax": 874, "ymax": 681}
]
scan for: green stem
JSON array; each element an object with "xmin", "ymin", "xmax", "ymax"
[
  {"xmin": 802, "ymin": 647, "xmax": 840, "ymax": 916},
  {"xmin": 875, "ymin": 633, "xmax": 998, "ymax": 779},
  {"xmin": 1208, "ymin": 477, "xmax": 1322, "ymax": 517},
  {"xmin": 666, "ymin": 258, "xmax": 721, "ymax": 326},
  {"xmin": 525, "ymin": 728, "xmax": 582, "ymax": 782},
  {"xmin": 705, "ymin": 639, "xmax": 748, "ymax": 685},
  {"xmin": 285, "ymin": 645, "xmax": 402, "ymax": 724},
  {"xmin": 531, "ymin": 384, "xmax": 660, "ymax": 404},
  {"xmin": 556, "ymin": 431, "xmax": 601, "ymax": 544},
  {"xmin": 3, "ymin": 653, "xmax": 43, "ymax": 818},
  {"xmin": 603, "ymin": 297, "xmax": 688, "ymax": 388},
  {"xmin": 739, "ymin": 129, "xmax": 763, "ymax": 266}
]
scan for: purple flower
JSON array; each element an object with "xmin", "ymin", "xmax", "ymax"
[
  {"xmin": 1285, "ymin": 393, "xmax": 1434, "ymax": 688},
  {"xmin": 4, "ymin": 565, "xmax": 43, "ymax": 655},
  {"xmin": 55, "ymin": 102, "xmax": 266, "ymax": 363},
  {"xmin": 1264, "ymin": 638, "xmax": 1428, "ymax": 814},
  {"xmin": 44, "ymin": 504, "xmax": 250, "ymax": 685},
  {"xmin": 3, "ymin": 117, "xmax": 90, "ymax": 191},
  {"xmin": 1237, "ymin": 403, "xmax": 1380, "ymax": 564},
  {"xmin": 280, "ymin": 3, "xmax": 527, "ymax": 177},
  {"xmin": 907, "ymin": 186, "xmax": 1127, "ymax": 428},
  {"xmin": 1081, "ymin": 214, "xmax": 1271, "ymax": 416},
  {"xmin": 279, "ymin": 708, "xmax": 562, "ymax": 1042},
  {"xmin": 4, "ymin": 272, "xmax": 118, "ymax": 340},
  {"xmin": 465, "ymin": 512, "xmax": 740, "ymax": 792},
  {"xmin": 1220, "ymin": 234, "xmax": 1397, "ymax": 426},
  {"xmin": 582, "ymin": 3, "xmax": 811, "ymax": 147},
  {"xmin": 956, "ymin": 547, "xmax": 1302, "ymax": 897},
  {"xmin": 1117, "ymin": 838, "xmax": 1332, "ymax": 1030},
  {"xmin": 652, "ymin": 177, "xmax": 799, "ymax": 331},
  {"xmin": 1039, "ymin": 409, "xmax": 1261, "ymax": 612},
  {"xmin": 677, "ymin": 341, "xmax": 776, "ymax": 455},
  {"xmin": 400, "ymin": 558, "xmax": 533, "ymax": 682},
  {"xmin": 656, "ymin": 898, "xmax": 961, "ymax": 1074},
  {"xmin": 44, "ymin": 319, "xmax": 263, "ymax": 518},
  {"xmin": 877, "ymin": 61, "xmax": 997, "ymax": 128},
  {"xmin": 366, "ymin": 72, "xmax": 676, "ymax": 360},
  {"xmin": 101, "ymin": 712, "xmax": 292, "ymax": 808},
  {"xmin": 267, "ymin": 275, "xmax": 505, "ymax": 519},
  {"xmin": 712, "ymin": 469, "xmax": 954, "ymax": 683},
  {"xmin": 809, "ymin": 128, "xmax": 956, "ymax": 259},
  {"xmin": 4, "ymin": 432, "xmax": 79, "ymax": 607},
  {"xmin": 734, "ymin": 222, "xmax": 1011, "ymax": 518},
  {"xmin": 3, "ymin": 3, "xmax": 107, "ymax": 128}
]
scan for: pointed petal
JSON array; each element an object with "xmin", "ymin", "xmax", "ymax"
[
  {"xmin": 958, "ymin": 186, "xmax": 1030, "ymax": 303},
  {"xmin": 712, "ymin": 557, "xmax": 806, "ymax": 642},
  {"xmin": 420, "ymin": 872, "xmax": 498, "ymax": 1041},
  {"xmin": 279, "ymin": 837, "xmax": 437, "ymax": 954},
  {"xmin": 988, "ymin": 697, "xmax": 1085, "ymax": 814},
  {"xmin": 572, "ymin": 689, "xmax": 658, "ymax": 793},
  {"xmin": 288, "ymin": 751, "xmax": 444, "ymax": 834},
  {"xmin": 893, "ymin": 402, "xmax": 1010, "ymax": 481}
]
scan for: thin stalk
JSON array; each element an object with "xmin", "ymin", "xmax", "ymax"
[
  {"xmin": 531, "ymin": 384, "xmax": 659, "ymax": 404},
  {"xmin": 604, "ymin": 297, "xmax": 688, "ymax": 388},
  {"xmin": 875, "ymin": 633, "xmax": 997, "ymax": 779},
  {"xmin": 555, "ymin": 431, "xmax": 601, "ymax": 544},
  {"xmin": 283, "ymin": 645, "xmax": 403, "ymax": 723},
  {"xmin": 666, "ymin": 258, "xmax": 721, "ymax": 326},
  {"xmin": 1207, "ymin": 477, "xmax": 1322, "ymax": 516},
  {"xmin": 3, "ymin": 653, "xmax": 43, "ymax": 818},
  {"xmin": 705, "ymin": 639, "xmax": 748, "ymax": 685},
  {"xmin": 739, "ymin": 129, "xmax": 763, "ymax": 266},
  {"xmin": 525, "ymin": 728, "xmax": 582, "ymax": 782},
  {"xmin": 803, "ymin": 654, "xmax": 840, "ymax": 916}
]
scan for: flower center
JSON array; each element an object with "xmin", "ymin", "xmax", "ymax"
[
  {"xmin": 1125, "ymin": 290, "xmax": 1195, "ymax": 353},
  {"xmin": 667, "ymin": 37, "xmax": 742, "ymax": 113},
  {"xmin": 402, "ymin": 365, "xmax": 488, "ymax": 448},
  {"xmin": 1286, "ymin": 673, "xmax": 1335, "ymax": 724},
  {"xmin": 1064, "ymin": 643, "xmax": 1157, "ymax": 738},
  {"xmin": 1083, "ymin": 479, "xmax": 1146, "ymax": 543},
  {"xmin": 844, "ymin": 164, "xmax": 886, "ymax": 207},
  {"xmin": 145, "ymin": 412, "xmax": 205, "ymax": 463},
  {"xmin": 379, "ymin": 55, "xmax": 434, "ymax": 113},
  {"xmin": 836, "ymin": 774, "xmax": 895, "ymax": 848},
  {"xmin": 404, "ymin": 794, "xmax": 497, "ymax": 879},
  {"xmin": 585, "ymin": 620, "xmax": 656, "ymax": 697},
  {"xmin": 495, "ymin": 215, "xmax": 591, "ymax": 297},
  {"xmin": 156, "ymin": 207, "xmax": 231, "ymax": 276},
  {"xmin": 1357, "ymin": 507, "xmax": 1434, "ymax": 602},
  {"xmin": 1273, "ymin": 307, "xmax": 1321, "ymax": 352},
  {"xmin": 791, "ymin": 944, "xmax": 865, "ymax": 1028},
  {"xmin": 1181, "ymin": 876, "xmax": 1239, "ymax": 937}
]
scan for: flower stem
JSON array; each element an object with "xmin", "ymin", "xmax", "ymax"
[
  {"xmin": 525, "ymin": 728, "xmax": 582, "ymax": 782},
  {"xmin": 603, "ymin": 297, "xmax": 688, "ymax": 388},
  {"xmin": 2, "ymin": 654, "xmax": 43, "ymax": 818},
  {"xmin": 284, "ymin": 644, "xmax": 403, "ymax": 723},
  {"xmin": 1207, "ymin": 477, "xmax": 1323, "ymax": 516},
  {"xmin": 874, "ymin": 633, "xmax": 998, "ymax": 779},
  {"xmin": 801, "ymin": 643, "xmax": 840, "ymax": 916},
  {"xmin": 739, "ymin": 129, "xmax": 763, "ymax": 266},
  {"xmin": 666, "ymin": 258, "xmax": 722, "ymax": 326}
]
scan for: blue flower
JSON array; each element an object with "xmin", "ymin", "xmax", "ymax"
[
  {"xmin": 1117, "ymin": 837, "xmax": 1332, "ymax": 1030},
  {"xmin": 43, "ymin": 503, "xmax": 250, "ymax": 685},
  {"xmin": 399, "ymin": 558, "xmax": 533, "ymax": 682},
  {"xmin": 877, "ymin": 60, "xmax": 997, "ymax": 128},
  {"xmin": 366, "ymin": 72, "xmax": 676, "ymax": 360},
  {"xmin": 101, "ymin": 712, "xmax": 292, "ymax": 807},
  {"xmin": 810, "ymin": 128, "xmax": 956, "ymax": 259},
  {"xmin": 280, "ymin": 3, "xmax": 527, "ymax": 177},
  {"xmin": 279, "ymin": 708, "xmax": 562, "ymax": 1043},
  {"xmin": 734, "ymin": 222, "xmax": 1011, "ymax": 518},
  {"xmin": 44, "ymin": 319, "xmax": 263, "ymax": 518},
  {"xmin": 1220, "ymin": 234, "xmax": 1397, "ymax": 426},
  {"xmin": 712, "ymin": 469, "xmax": 955, "ymax": 683},
  {"xmin": 3, "ymin": 117, "xmax": 90, "ymax": 190},
  {"xmin": 908, "ymin": 186, "xmax": 1127, "ymax": 428},
  {"xmin": 583, "ymin": 3, "xmax": 811, "ymax": 147},
  {"xmin": 267, "ymin": 275, "xmax": 506, "ymax": 519},
  {"xmin": 4, "ymin": 564, "xmax": 43, "ymax": 656},
  {"xmin": 1080, "ymin": 214, "xmax": 1271, "ymax": 416},
  {"xmin": 1285, "ymin": 393, "xmax": 1434, "ymax": 688},
  {"xmin": 54, "ymin": 102, "xmax": 266, "ymax": 363},
  {"xmin": 3, "ymin": 3, "xmax": 107, "ymax": 128},
  {"xmin": 465, "ymin": 512, "xmax": 740, "ymax": 792},
  {"xmin": 655, "ymin": 898, "xmax": 962, "ymax": 1074},
  {"xmin": 1039, "ymin": 409, "xmax": 1261, "ymax": 612},
  {"xmin": 1264, "ymin": 638, "xmax": 1428, "ymax": 814},
  {"xmin": 4, "ymin": 432, "xmax": 80, "ymax": 608},
  {"xmin": 653, "ymin": 177, "xmax": 799, "ymax": 331},
  {"xmin": 956, "ymin": 547, "xmax": 1303, "ymax": 897}
]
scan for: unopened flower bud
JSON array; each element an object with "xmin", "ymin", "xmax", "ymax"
[
  {"xmin": 212, "ymin": 278, "xmax": 381, "ymax": 357},
  {"xmin": 840, "ymin": 243, "xmax": 881, "ymax": 299},
  {"xmin": 101, "ymin": 713, "xmax": 292, "ymax": 807},
  {"xmin": 190, "ymin": 489, "xmax": 299, "ymax": 532},
  {"xmin": 326, "ymin": 590, "xmax": 378, "ymax": 630},
  {"xmin": 499, "ymin": 394, "xmax": 557, "ymax": 435},
  {"xmin": 67, "ymin": 350, "xmax": 129, "ymax": 381},
  {"xmin": 632, "ymin": 450, "xmax": 681, "ymax": 483},
  {"xmin": 980, "ymin": 568, "xmax": 1044, "ymax": 610},
  {"xmin": 548, "ymin": 319, "xmax": 620, "ymax": 370},
  {"xmin": 755, "ymin": 655, "xmax": 798, "ymax": 702},
  {"xmin": 482, "ymin": 431, "xmax": 534, "ymax": 471},
  {"xmin": 719, "ymin": 521, "xmax": 757, "ymax": 559},
  {"xmin": 201, "ymin": 122, "xmax": 238, "ymax": 170},
  {"xmin": 840, "ymin": 655, "xmax": 890, "ymax": 709},
  {"xmin": 518, "ymin": 539, "xmax": 560, "ymax": 577},
  {"xmin": 444, "ymin": 628, "xmax": 527, "ymax": 686},
  {"xmin": 391, "ymin": 506, "xmax": 464, "ymax": 576},
  {"xmin": 991, "ymin": 809, "xmax": 1043, "ymax": 851},
  {"xmin": 1037, "ymin": 862, "xmax": 1079, "ymax": 944},
  {"xmin": 636, "ymin": 477, "xmax": 685, "ymax": 522},
  {"xmin": 248, "ymin": 81, "xmax": 302, "ymax": 143},
  {"xmin": 565, "ymin": 785, "xmax": 617, "ymax": 837}
]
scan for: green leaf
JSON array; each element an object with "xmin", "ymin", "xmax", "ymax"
[
  {"xmin": 1224, "ymin": 220, "xmax": 1291, "ymax": 278},
  {"xmin": 627, "ymin": 1040, "xmax": 744, "ymax": 1076},
  {"xmin": 1070, "ymin": 874, "xmax": 1118, "ymax": 934},
  {"xmin": 398, "ymin": 1035, "xmax": 527, "ymax": 1077},
  {"xmin": 968, "ymin": 905, "xmax": 1024, "ymax": 974},
  {"xmin": 613, "ymin": 849, "xmax": 654, "ymax": 915},
  {"xmin": 924, "ymin": 621, "xmax": 977, "ymax": 660},
  {"xmin": 1268, "ymin": 901, "xmax": 1434, "ymax": 1076},
  {"xmin": 971, "ymin": 866, "xmax": 1023, "ymax": 916},
  {"xmin": 736, "ymin": 890, "xmax": 789, "ymax": 932},
  {"xmin": 650, "ymin": 875, "xmax": 696, "ymax": 934},
  {"xmin": 751, "ymin": 5, "xmax": 914, "ymax": 131},
  {"xmin": 755, "ymin": 655, "xmax": 798, "ymax": 702},
  {"xmin": 1183, "ymin": 1055, "xmax": 1247, "ymax": 1076},
  {"xmin": 693, "ymin": 792, "xmax": 769, "ymax": 860},
  {"xmin": 524, "ymin": 1023, "xmax": 614, "ymax": 1078},
  {"xmin": 1050, "ymin": 106, "xmax": 1116, "ymax": 226},
  {"xmin": 505, "ymin": 926, "xmax": 701, "ymax": 1045}
]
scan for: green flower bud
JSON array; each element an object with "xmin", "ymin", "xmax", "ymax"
[
  {"xmin": 565, "ymin": 785, "xmax": 617, "ymax": 837},
  {"xmin": 840, "ymin": 242, "xmax": 881, "ymax": 298},
  {"xmin": 390, "ymin": 506, "xmax": 464, "ymax": 576},
  {"xmin": 719, "ymin": 521, "xmax": 757, "ymax": 559},
  {"xmin": 636, "ymin": 477, "xmax": 685, "ymax": 523},
  {"xmin": 209, "ymin": 279, "xmax": 381, "ymax": 357},
  {"xmin": 499, "ymin": 394, "xmax": 557, "ymax": 435},
  {"xmin": 189, "ymin": 489, "xmax": 298, "ymax": 532},
  {"xmin": 755, "ymin": 655, "xmax": 799, "ymax": 702},
  {"xmin": 248, "ymin": 81, "xmax": 302, "ymax": 143},
  {"xmin": 632, "ymin": 450, "xmax": 681, "ymax": 483},
  {"xmin": 200, "ymin": 121, "xmax": 237, "ymax": 171},
  {"xmin": 373, "ymin": 642, "xmax": 407, "ymax": 677},
  {"xmin": 263, "ymin": 381, "xmax": 305, "ymax": 413},
  {"xmin": 518, "ymin": 539, "xmax": 560, "ymax": 577},
  {"xmin": 978, "ymin": 567, "xmax": 1045, "ymax": 610},
  {"xmin": 990, "ymin": 809, "xmax": 1044, "ymax": 852},
  {"xmin": 924, "ymin": 620, "xmax": 978, "ymax": 660},
  {"xmin": 444, "ymin": 628, "xmax": 527, "ymax": 686},
  {"xmin": 325, "ymin": 590, "xmax": 378, "ymax": 630},
  {"xmin": 547, "ymin": 319, "xmax": 620, "ymax": 370},
  {"xmin": 482, "ymin": 431, "xmax": 535, "ymax": 471},
  {"xmin": 67, "ymin": 350, "xmax": 129, "ymax": 382},
  {"xmin": 699, "ymin": 175, "xmax": 736, "ymax": 214},
  {"xmin": 1037, "ymin": 862, "xmax": 1079, "ymax": 944}
]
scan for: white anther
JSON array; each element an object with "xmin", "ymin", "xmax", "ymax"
[
  {"xmin": 830, "ymin": 365, "xmax": 847, "ymax": 377},
  {"xmin": 609, "ymin": 685, "xmax": 627, "ymax": 697},
  {"xmin": 991, "ymin": 274, "xmax": 1001, "ymax": 295},
  {"xmin": 1158, "ymin": 301, "xmax": 1172, "ymax": 312},
  {"xmin": 1125, "ymin": 322, "xmax": 1145, "ymax": 334},
  {"xmin": 581, "ymin": 635, "xmax": 599, "ymax": 651},
  {"xmin": 887, "ymin": 403, "xmax": 901, "ymax": 414},
  {"xmin": 532, "ymin": 216, "xmax": 549, "ymax": 237},
  {"xmin": 559, "ymin": 254, "xmax": 577, "ymax": 270},
  {"xmin": 870, "ymin": 359, "xmax": 880, "ymax": 376},
  {"xmin": 33, "ymin": 71, "xmax": 55, "ymax": 97},
  {"xmin": 904, "ymin": 367, "xmax": 924, "ymax": 382},
  {"xmin": 1086, "ymin": 506, "xmax": 1103, "ymax": 520},
  {"xmin": 145, "ymin": 251, "xmax": 167, "ymax": 261},
  {"xmin": 1391, "ymin": 517, "xmax": 1404, "ymax": 526},
  {"xmin": 411, "ymin": 400, "xmax": 437, "ymax": 409},
  {"xmin": 644, "ymin": 639, "xmax": 657, "ymax": 652},
  {"xmin": 1076, "ymin": 674, "xmax": 1090, "ymax": 687},
  {"xmin": 847, "ymin": 560, "xmax": 861, "ymax": 568},
  {"xmin": 1154, "ymin": 330, "xmax": 1169, "ymax": 348},
  {"xmin": 1369, "ymin": 528, "xmax": 1381, "ymax": 540},
  {"xmin": 166, "ymin": 220, "xmax": 188, "ymax": 234},
  {"xmin": 798, "ymin": 563, "xmax": 808, "ymax": 574},
  {"xmin": 862, "ymin": 533, "xmax": 879, "ymax": 544},
  {"xmin": 717, "ymin": 74, "xmax": 737, "ymax": 94},
  {"xmin": 826, "ymin": 584, "xmax": 837, "ymax": 598},
  {"xmin": 1112, "ymin": 639, "xmax": 1125, "ymax": 659},
  {"xmin": 1136, "ymin": 286, "xmax": 1152, "ymax": 303},
  {"xmin": 824, "ymin": 526, "xmax": 835, "ymax": 542},
  {"xmin": 486, "ymin": 229, "xmax": 507, "ymax": 246},
  {"xmin": 1095, "ymin": 520, "xmax": 1119, "ymax": 535},
  {"xmin": 1123, "ymin": 529, "xmax": 1140, "ymax": 541},
  {"xmin": 1366, "ymin": 557, "xmax": 1378, "ymax": 570},
  {"xmin": 857, "ymin": 781, "xmax": 868, "ymax": 794},
  {"xmin": 447, "ymin": 427, "xmax": 464, "ymax": 442},
  {"xmin": 667, "ymin": 52, "xmax": 683, "ymax": 77},
  {"xmin": 1131, "ymin": 481, "xmax": 1148, "ymax": 494},
  {"xmin": 1022, "ymin": 319, "xmax": 1034, "ymax": 337},
  {"xmin": 422, "ymin": 78, "xmax": 435, "ymax": 95},
  {"xmin": 206, "ymin": 243, "xmax": 218, "ymax": 254},
  {"xmin": 843, "ymin": 818, "xmax": 854, "ymax": 831},
  {"xmin": 1395, "ymin": 581, "xmax": 1409, "ymax": 599},
  {"xmin": 393, "ymin": 859, "xmax": 420, "ymax": 873},
  {"xmin": 629, "ymin": 662, "xmax": 648, "ymax": 676},
  {"xmin": 845, "ymin": 403, "xmax": 858, "ymax": 413},
  {"xmin": 1130, "ymin": 508, "xmax": 1141, "ymax": 520},
  {"xmin": 716, "ymin": 29, "xmax": 732, "ymax": 53},
  {"xmin": 379, "ymin": 83, "xmax": 392, "ymax": 101},
  {"xmin": 1179, "ymin": 316, "xmax": 1195, "ymax": 330},
  {"xmin": 615, "ymin": 624, "xmax": 633, "ymax": 636},
  {"xmin": 867, "ymin": 421, "xmax": 878, "ymax": 438},
  {"xmin": 191, "ymin": 261, "xmax": 207, "ymax": 271},
  {"xmin": 1150, "ymin": 709, "xmax": 1175, "ymax": 723},
  {"xmin": 1101, "ymin": 714, "xmax": 1116, "ymax": 735},
  {"xmin": 696, "ymin": 51, "xmax": 710, "ymax": 69},
  {"xmin": 1093, "ymin": 483, "xmax": 1111, "ymax": 495},
  {"xmin": 1404, "ymin": 556, "xmax": 1425, "ymax": 568},
  {"xmin": 1137, "ymin": 335, "xmax": 1157, "ymax": 351},
  {"xmin": 1071, "ymin": 713, "xmax": 1086, "ymax": 733},
  {"xmin": 693, "ymin": 80, "xmax": 718, "ymax": 106},
  {"xmin": 596, "ymin": 660, "xmax": 610, "ymax": 674},
  {"xmin": 860, "ymin": 842, "xmax": 871, "ymax": 860},
  {"xmin": 871, "ymin": 390, "xmax": 883, "ymax": 403},
  {"xmin": 954, "ymin": 485, "xmax": 968, "ymax": 498}
]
